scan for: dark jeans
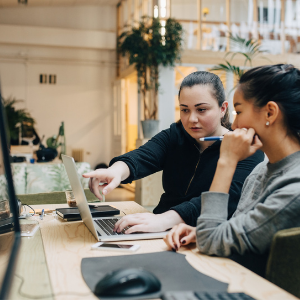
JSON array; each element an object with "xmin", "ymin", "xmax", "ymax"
[{"xmin": 229, "ymin": 252, "xmax": 269, "ymax": 278}]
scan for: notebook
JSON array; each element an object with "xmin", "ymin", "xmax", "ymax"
[
  {"xmin": 61, "ymin": 154, "xmax": 167, "ymax": 242},
  {"xmin": 56, "ymin": 205, "xmax": 120, "ymax": 221}
]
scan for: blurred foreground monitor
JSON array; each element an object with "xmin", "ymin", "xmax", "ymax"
[{"xmin": 0, "ymin": 90, "xmax": 21, "ymax": 299}]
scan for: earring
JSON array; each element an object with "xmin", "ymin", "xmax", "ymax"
[{"xmin": 266, "ymin": 121, "xmax": 270, "ymax": 126}]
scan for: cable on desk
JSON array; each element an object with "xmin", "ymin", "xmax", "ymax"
[
  {"xmin": 120, "ymin": 209, "xmax": 127, "ymax": 216},
  {"xmin": 22, "ymin": 204, "xmax": 35, "ymax": 216},
  {"xmin": 15, "ymin": 274, "xmax": 93, "ymax": 299}
]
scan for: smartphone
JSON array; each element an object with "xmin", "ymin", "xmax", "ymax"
[{"xmin": 91, "ymin": 242, "xmax": 140, "ymax": 252}]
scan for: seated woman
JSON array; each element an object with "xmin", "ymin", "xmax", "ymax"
[
  {"xmin": 164, "ymin": 64, "xmax": 300, "ymax": 275},
  {"xmin": 83, "ymin": 71, "xmax": 264, "ymax": 233}
]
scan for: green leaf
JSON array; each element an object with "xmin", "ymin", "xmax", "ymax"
[
  {"xmin": 211, "ymin": 33, "xmax": 269, "ymax": 89},
  {"xmin": 2, "ymin": 96, "xmax": 35, "ymax": 142}
]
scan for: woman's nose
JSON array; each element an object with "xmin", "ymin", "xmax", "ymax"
[{"xmin": 189, "ymin": 112, "xmax": 198, "ymax": 123}]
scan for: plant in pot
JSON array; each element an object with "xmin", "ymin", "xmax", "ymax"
[
  {"xmin": 118, "ymin": 16, "xmax": 183, "ymax": 138},
  {"xmin": 210, "ymin": 34, "xmax": 269, "ymax": 81},
  {"xmin": 1, "ymin": 96, "xmax": 36, "ymax": 146}
]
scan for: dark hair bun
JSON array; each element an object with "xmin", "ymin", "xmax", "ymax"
[{"xmin": 239, "ymin": 64, "xmax": 300, "ymax": 138}]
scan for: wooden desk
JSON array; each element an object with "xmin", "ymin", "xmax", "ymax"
[{"xmin": 12, "ymin": 202, "xmax": 298, "ymax": 300}]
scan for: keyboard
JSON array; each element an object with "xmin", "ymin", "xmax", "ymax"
[
  {"xmin": 94, "ymin": 218, "xmax": 130, "ymax": 236},
  {"xmin": 161, "ymin": 291, "xmax": 256, "ymax": 300}
]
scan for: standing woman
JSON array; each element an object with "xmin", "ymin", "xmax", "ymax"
[
  {"xmin": 84, "ymin": 71, "xmax": 264, "ymax": 233},
  {"xmin": 164, "ymin": 64, "xmax": 300, "ymax": 275}
]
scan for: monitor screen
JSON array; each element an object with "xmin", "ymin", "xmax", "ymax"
[
  {"xmin": 0, "ymin": 136, "xmax": 13, "ymax": 232},
  {"xmin": 0, "ymin": 91, "xmax": 21, "ymax": 299}
]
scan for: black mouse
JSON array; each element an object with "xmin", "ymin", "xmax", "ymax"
[{"xmin": 94, "ymin": 268, "xmax": 161, "ymax": 297}]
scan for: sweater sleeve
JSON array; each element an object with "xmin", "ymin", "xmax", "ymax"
[
  {"xmin": 109, "ymin": 128, "xmax": 171, "ymax": 184},
  {"xmin": 196, "ymin": 188, "xmax": 300, "ymax": 257},
  {"xmin": 170, "ymin": 150, "xmax": 265, "ymax": 226}
]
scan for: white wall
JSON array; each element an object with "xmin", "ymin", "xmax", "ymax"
[
  {"xmin": 0, "ymin": 24, "xmax": 115, "ymax": 49},
  {"xmin": 0, "ymin": 5, "xmax": 117, "ymax": 169},
  {"xmin": 0, "ymin": 5, "xmax": 116, "ymax": 31}
]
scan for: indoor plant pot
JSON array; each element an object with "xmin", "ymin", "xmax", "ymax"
[{"xmin": 141, "ymin": 120, "xmax": 160, "ymax": 139}]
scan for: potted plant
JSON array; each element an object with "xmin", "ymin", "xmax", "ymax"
[
  {"xmin": 211, "ymin": 34, "xmax": 269, "ymax": 80},
  {"xmin": 2, "ymin": 97, "xmax": 36, "ymax": 146},
  {"xmin": 118, "ymin": 16, "xmax": 183, "ymax": 138}
]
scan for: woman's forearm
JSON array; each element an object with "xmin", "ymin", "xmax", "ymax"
[
  {"xmin": 160, "ymin": 210, "xmax": 185, "ymax": 231},
  {"xmin": 110, "ymin": 161, "xmax": 130, "ymax": 181},
  {"xmin": 209, "ymin": 158, "xmax": 237, "ymax": 193}
]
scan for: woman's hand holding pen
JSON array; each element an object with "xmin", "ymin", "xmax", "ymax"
[
  {"xmin": 220, "ymin": 128, "xmax": 263, "ymax": 164},
  {"xmin": 163, "ymin": 223, "xmax": 196, "ymax": 251},
  {"xmin": 210, "ymin": 128, "xmax": 263, "ymax": 194},
  {"xmin": 82, "ymin": 161, "xmax": 130, "ymax": 200}
]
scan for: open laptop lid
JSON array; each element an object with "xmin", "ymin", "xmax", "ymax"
[
  {"xmin": 61, "ymin": 154, "xmax": 99, "ymax": 240},
  {"xmin": 0, "ymin": 87, "xmax": 21, "ymax": 300}
]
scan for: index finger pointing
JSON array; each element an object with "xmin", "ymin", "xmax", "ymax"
[{"xmin": 82, "ymin": 171, "xmax": 98, "ymax": 178}]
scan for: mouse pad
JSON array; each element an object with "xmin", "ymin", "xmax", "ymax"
[{"xmin": 81, "ymin": 251, "xmax": 228, "ymax": 300}]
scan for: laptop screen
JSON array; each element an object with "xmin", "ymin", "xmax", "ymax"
[{"xmin": 0, "ymin": 90, "xmax": 21, "ymax": 299}]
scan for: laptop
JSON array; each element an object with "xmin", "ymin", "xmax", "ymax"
[
  {"xmin": 61, "ymin": 154, "xmax": 167, "ymax": 242},
  {"xmin": 0, "ymin": 90, "xmax": 21, "ymax": 300}
]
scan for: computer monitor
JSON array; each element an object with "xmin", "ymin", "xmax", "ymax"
[{"xmin": 0, "ymin": 87, "xmax": 21, "ymax": 300}]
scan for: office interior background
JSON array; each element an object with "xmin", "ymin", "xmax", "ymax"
[
  {"xmin": 2, "ymin": 3, "xmax": 300, "ymax": 299},
  {"xmin": 1, "ymin": 0, "xmax": 300, "ymax": 174}
]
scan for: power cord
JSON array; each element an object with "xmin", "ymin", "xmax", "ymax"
[
  {"xmin": 22, "ymin": 204, "xmax": 35, "ymax": 216},
  {"xmin": 15, "ymin": 274, "xmax": 92, "ymax": 299}
]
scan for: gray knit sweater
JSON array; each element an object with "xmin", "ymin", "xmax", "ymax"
[{"xmin": 196, "ymin": 151, "xmax": 300, "ymax": 256}]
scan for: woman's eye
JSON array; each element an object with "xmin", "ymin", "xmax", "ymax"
[
  {"xmin": 197, "ymin": 108, "xmax": 206, "ymax": 112},
  {"xmin": 181, "ymin": 109, "xmax": 189, "ymax": 113},
  {"xmin": 236, "ymin": 111, "xmax": 241, "ymax": 115}
]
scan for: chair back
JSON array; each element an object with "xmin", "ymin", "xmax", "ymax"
[{"xmin": 266, "ymin": 227, "xmax": 300, "ymax": 298}]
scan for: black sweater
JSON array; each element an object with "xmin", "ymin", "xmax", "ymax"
[{"xmin": 110, "ymin": 122, "xmax": 264, "ymax": 226}]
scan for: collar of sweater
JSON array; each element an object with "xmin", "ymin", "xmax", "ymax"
[{"xmin": 266, "ymin": 150, "xmax": 300, "ymax": 175}]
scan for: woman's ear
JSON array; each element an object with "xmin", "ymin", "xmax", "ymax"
[
  {"xmin": 221, "ymin": 101, "xmax": 229, "ymax": 116},
  {"xmin": 266, "ymin": 101, "xmax": 280, "ymax": 125}
]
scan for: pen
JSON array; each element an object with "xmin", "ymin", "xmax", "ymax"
[
  {"xmin": 40, "ymin": 209, "xmax": 44, "ymax": 220},
  {"xmin": 199, "ymin": 136, "xmax": 224, "ymax": 141}
]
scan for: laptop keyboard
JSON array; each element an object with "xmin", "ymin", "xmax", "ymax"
[
  {"xmin": 161, "ymin": 291, "xmax": 255, "ymax": 300},
  {"xmin": 94, "ymin": 218, "xmax": 130, "ymax": 236}
]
